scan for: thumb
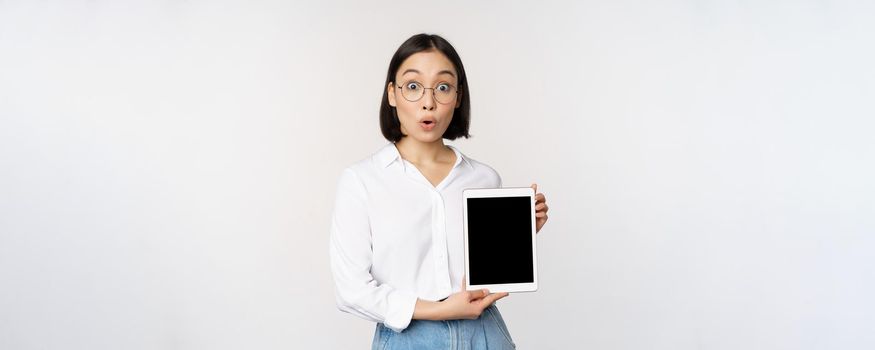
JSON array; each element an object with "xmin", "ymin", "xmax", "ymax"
[
  {"xmin": 460, "ymin": 274, "xmax": 467, "ymax": 292},
  {"xmin": 531, "ymin": 183, "xmax": 538, "ymax": 194},
  {"xmin": 481, "ymin": 292, "xmax": 510, "ymax": 306}
]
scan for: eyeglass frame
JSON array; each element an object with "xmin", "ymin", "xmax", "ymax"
[{"xmin": 393, "ymin": 81, "xmax": 461, "ymax": 105}]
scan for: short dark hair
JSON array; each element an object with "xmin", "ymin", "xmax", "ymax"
[{"xmin": 380, "ymin": 33, "xmax": 471, "ymax": 142}]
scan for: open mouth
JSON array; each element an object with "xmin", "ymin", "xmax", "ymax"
[{"xmin": 420, "ymin": 120, "xmax": 436, "ymax": 130}]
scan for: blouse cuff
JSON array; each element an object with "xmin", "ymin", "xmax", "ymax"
[{"xmin": 382, "ymin": 290, "xmax": 418, "ymax": 333}]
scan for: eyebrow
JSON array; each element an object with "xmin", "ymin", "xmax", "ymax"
[{"xmin": 401, "ymin": 69, "xmax": 456, "ymax": 78}]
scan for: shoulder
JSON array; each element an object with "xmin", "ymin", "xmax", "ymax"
[
  {"xmin": 451, "ymin": 146, "xmax": 502, "ymax": 187},
  {"xmin": 467, "ymin": 157, "xmax": 502, "ymax": 184},
  {"xmin": 335, "ymin": 143, "xmax": 395, "ymax": 186}
]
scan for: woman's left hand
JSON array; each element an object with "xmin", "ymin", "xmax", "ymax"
[{"xmin": 531, "ymin": 183, "xmax": 549, "ymax": 233}]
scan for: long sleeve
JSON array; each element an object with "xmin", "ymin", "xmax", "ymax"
[{"xmin": 328, "ymin": 168, "xmax": 418, "ymax": 332}]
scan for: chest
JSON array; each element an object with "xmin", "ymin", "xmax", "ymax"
[{"xmin": 411, "ymin": 162, "xmax": 455, "ymax": 188}]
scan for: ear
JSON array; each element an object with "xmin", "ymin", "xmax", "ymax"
[{"xmin": 387, "ymin": 82, "xmax": 397, "ymax": 107}]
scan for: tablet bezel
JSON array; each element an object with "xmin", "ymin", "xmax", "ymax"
[{"xmin": 462, "ymin": 187, "xmax": 538, "ymax": 293}]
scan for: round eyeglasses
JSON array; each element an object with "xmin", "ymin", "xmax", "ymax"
[{"xmin": 395, "ymin": 81, "xmax": 459, "ymax": 105}]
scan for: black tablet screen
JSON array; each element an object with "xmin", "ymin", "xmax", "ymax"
[{"xmin": 466, "ymin": 196, "xmax": 534, "ymax": 285}]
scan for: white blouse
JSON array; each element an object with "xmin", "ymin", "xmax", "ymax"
[{"xmin": 328, "ymin": 143, "xmax": 502, "ymax": 332}]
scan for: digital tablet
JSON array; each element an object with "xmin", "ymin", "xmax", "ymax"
[{"xmin": 463, "ymin": 187, "xmax": 538, "ymax": 293}]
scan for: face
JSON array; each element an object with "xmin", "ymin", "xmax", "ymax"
[{"xmin": 387, "ymin": 50, "xmax": 462, "ymax": 143}]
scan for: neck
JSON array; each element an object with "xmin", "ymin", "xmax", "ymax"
[{"xmin": 395, "ymin": 137, "xmax": 449, "ymax": 164}]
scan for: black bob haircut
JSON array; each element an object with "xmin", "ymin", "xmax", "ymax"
[{"xmin": 380, "ymin": 33, "xmax": 471, "ymax": 142}]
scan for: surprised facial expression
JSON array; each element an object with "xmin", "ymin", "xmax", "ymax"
[{"xmin": 387, "ymin": 50, "xmax": 461, "ymax": 143}]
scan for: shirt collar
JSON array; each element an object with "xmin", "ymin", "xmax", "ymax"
[
  {"xmin": 376, "ymin": 143, "xmax": 472, "ymax": 170},
  {"xmin": 447, "ymin": 145, "xmax": 473, "ymax": 170},
  {"xmin": 376, "ymin": 143, "xmax": 402, "ymax": 168}
]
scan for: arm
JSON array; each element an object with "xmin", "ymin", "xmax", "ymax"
[
  {"xmin": 329, "ymin": 169, "xmax": 418, "ymax": 332},
  {"xmin": 413, "ymin": 280, "xmax": 509, "ymax": 321}
]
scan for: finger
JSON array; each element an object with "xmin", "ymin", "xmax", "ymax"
[
  {"xmin": 535, "ymin": 193, "xmax": 545, "ymax": 203},
  {"xmin": 468, "ymin": 289, "xmax": 489, "ymax": 301},
  {"xmin": 540, "ymin": 204, "xmax": 549, "ymax": 213},
  {"xmin": 536, "ymin": 212, "xmax": 547, "ymax": 218},
  {"xmin": 536, "ymin": 203, "xmax": 548, "ymax": 211}
]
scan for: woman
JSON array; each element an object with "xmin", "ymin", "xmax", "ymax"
[{"xmin": 329, "ymin": 33, "xmax": 550, "ymax": 350}]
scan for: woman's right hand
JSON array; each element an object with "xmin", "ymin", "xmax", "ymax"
[{"xmin": 413, "ymin": 277, "xmax": 509, "ymax": 320}]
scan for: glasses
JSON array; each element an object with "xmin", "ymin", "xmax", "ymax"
[{"xmin": 395, "ymin": 81, "xmax": 459, "ymax": 105}]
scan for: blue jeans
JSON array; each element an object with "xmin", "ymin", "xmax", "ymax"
[{"xmin": 371, "ymin": 304, "xmax": 516, "ymax": 350}]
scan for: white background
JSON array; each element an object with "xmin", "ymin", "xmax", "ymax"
[{"xmin": 1, "ymin": 1, "xmax": 873, "ymax": 349}]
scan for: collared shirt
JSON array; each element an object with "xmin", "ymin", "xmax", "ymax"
[{"xmin": 328, "ymin": 143, "xmax": 502, "ymax": 332}]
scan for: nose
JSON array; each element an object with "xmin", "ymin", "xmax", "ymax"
[{"xmin": 421, "ymin": 89, "xmax": 436, "ymax": 111}]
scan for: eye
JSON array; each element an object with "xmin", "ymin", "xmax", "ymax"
[
  {"xmin": 405, "ymin": 82, "xmax": 421, "ymax": 91},
  {"xmin": 436, "ymin": 83, "xmax": 451, "ymax": 92}
]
